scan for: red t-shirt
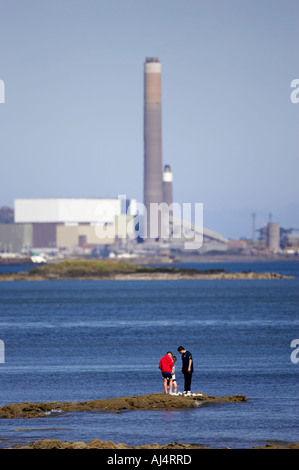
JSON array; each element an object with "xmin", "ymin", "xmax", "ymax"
[{"xmin": 159, "ymin": 354, "xmax": 174, "ymax": 373}]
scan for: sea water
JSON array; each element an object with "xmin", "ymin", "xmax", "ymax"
[{"xmin": 0, "ymin": 260, "xmax": 298, "ymax": 449}]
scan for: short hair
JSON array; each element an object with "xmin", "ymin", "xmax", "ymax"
[
  {"xmin": 167, "ymin": 351, "xmax": 173, "ymax": 355},
  {"xmin": 177, "ymin": 346, "xmax": 184, "ymax": 352}
]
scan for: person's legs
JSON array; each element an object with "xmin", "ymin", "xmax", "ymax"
[
  {"xmin": 173, "ymin": 380, "xmax": 177, "ymax": 394},
  {"xmin": 189, "ymin": 373, "xmax": 192, "ymax": 392},
  {"xmin": 183, "ymin": 373, "xmax": 187, "ymax": 392},
  {"xmin": 184, "ymin": 372, "xmax": 192, "ymax": 392},
  {"xmin": 168, "ymin": 378, "xmax": 173, "ymax": 394},
  {"xmin": 163, "ymin": 378, "xmax": 168, "ymax": 393}
]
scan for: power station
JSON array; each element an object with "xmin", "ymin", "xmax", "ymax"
[{"xmin": 5, "ymin": 57, "xmax": 290, "ymax": 259}]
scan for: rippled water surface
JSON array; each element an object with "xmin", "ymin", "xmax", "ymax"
[{"xmin": 0, "ymin": 261, "xmax": 298, "ymax": 448}]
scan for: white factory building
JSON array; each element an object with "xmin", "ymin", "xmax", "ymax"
[
  {"xmin": 14, "ymin": 198, "xmax": 122, "ymax": 224},
  {"xmin": 0, "ymin": 198, "xmax": 137, "ymax": 253}
]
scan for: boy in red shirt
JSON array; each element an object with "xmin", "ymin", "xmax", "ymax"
[{"xmin": 159, "ymin": 351, "xmax": 174, "ymax": 394}]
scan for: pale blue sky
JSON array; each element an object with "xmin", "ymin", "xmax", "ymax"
[{"xmin": 0, "ymin": 0, "xmax": 298, "ymax": 239}]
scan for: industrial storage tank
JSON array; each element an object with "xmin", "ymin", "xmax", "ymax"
[{"xmin": 267, "ymin": 222, "xmax": 280, "ymax": 252}]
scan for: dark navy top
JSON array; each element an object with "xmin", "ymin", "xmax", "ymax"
[{"xmin": 181, "ymin": 350, "xmax": 194, "ymax": 372}]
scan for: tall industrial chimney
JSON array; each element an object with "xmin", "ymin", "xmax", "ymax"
[
  {"xmin": 144, "ymin": 57, "xmax": 163, "ymax": 240},
  {"xmin": 163, "ymin": 164, "xmax": 173, "ymax": 206}
]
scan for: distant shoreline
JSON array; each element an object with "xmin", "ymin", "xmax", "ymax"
[
  {"xmin": 0, "ymin": 254, "xmax": 298, "ymax": 267},
  {"xmin": 0, "ymin": 259, "xmax": 294, "ymax": 281}
]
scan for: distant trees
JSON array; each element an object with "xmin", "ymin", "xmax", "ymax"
[{"xmin": 0, "ymin": 207, "xmax": 14, "ymax": 223}]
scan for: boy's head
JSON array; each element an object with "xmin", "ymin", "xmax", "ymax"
[
  {"xmin": 172, "ymin": 356, "xmax": 177, "ymax": 363},
  {"xmin": 167, "ymin": 351, "xmax": 173, "ymax": 357},
  {"xmin": 177, "ymin": 346, "xmax": 185, "ymax": 353}
]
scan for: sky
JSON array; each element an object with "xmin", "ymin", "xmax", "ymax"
[{"xmin": 0, "ymin": 0, "xmax": 298, "ymax": 239}]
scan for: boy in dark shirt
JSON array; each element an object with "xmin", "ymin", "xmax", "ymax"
[{"xmin": 177, "ymin": 346, "xmax": 193, "ymax": 394}]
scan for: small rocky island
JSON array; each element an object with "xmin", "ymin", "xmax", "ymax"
[
  {"xmin": 0, "ymin": 260, "xmax": 293, "ymax": 281},
  {"xmin": 0, "ymin": 393, "xmax": 246, "ymax": 419}
]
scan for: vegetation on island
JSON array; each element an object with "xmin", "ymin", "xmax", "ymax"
[
  {"xmin": 29, "ymin": 259, "xmax": 138, "ymax": 277},
  {"xmin": 27, "ymin": 259, "xmax": 226, "ymax": 279}
]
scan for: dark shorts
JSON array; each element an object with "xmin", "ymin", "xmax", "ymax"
[{"xmin": 162, "ymin": 373, "xmax": 172, "ymax": 379}]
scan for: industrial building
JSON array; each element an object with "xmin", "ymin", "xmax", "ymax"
[
  {"xmin": 0, "ymin": 223, "xmax": 32, "ymax": 253},
  {"xmin": 0, "ymin": 197, "xmax": 138, "ymax": 254},
  {"xmin": 266, "ymin": 222, "xmax": 280, "ymax": 253},
  {"xmin": 14, "ymin": 198, "xmax": 121, "ymax": 224}
]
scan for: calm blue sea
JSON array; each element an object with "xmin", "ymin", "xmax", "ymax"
[{"xmin": 0, "ymin": 260, "xmax": 298, "ymax": 449}]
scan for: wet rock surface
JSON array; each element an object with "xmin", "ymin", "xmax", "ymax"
[
  {"xmin": 10, "ymin": 439, "xmax": 299, "ymax": 450},
  {"xmin": 0, "ymin": 393, "xmax": 246, "ymax": 419}
]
